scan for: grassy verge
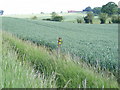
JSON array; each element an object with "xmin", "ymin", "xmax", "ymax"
[
  {"xmin": 2, "ymin": 31, "xmax": 119, "ymax": 88},
  {"xmin": 0, "ymin": 31, "xmax": 2, "ymax": 89},
  {"xmin": 1, "ymin": 32, "xmax": 57, "ymax": 88}
]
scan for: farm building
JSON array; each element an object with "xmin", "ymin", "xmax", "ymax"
[{"xmin": 68, "ymin": 10, "xmax": 82, "ymax": 13}]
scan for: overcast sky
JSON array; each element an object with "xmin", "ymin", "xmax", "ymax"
[{"xmin": 0, "ymin": 0, "xmax": 119, "ymax": 14}]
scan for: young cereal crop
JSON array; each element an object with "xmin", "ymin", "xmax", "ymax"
[{"xmin": 2, "ymin": 17, "xmax": 118, "ymax": 72}]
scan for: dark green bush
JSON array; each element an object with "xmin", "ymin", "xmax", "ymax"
[
  {"xmin": 84, "ymin": 12, "xmax": 94, "ymax": 24},
  {"xmin": 99, "ymin": 13, "xmax": 108, "ymax": 24},
  {"xmin": 31, "ymin": 16, "xmax": 37, "ymax": 20},
  {"xmin": 51, "ymin": 12, "xmax": 63, "ymax": 22},
  {"xmin": 52, "ymin": 16, "xmax": 63, "ymax": 22},
  {"xmin": 112, "ymin": 15, "xmax": 120, "ymax": 23},
  {"xmin": 84, "ymin": 16, "xmax": 89, "ymax": 23},
  {"xmin": 76, "ymin": 17, "xmax": 84, "ymax": 23},
  {"xmin": 42, "ymin": 18, "xmax": 51, "ymax": 21}
]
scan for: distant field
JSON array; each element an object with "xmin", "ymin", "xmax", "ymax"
[
  {"xmin": 2, "ymin": 17, "xmax": 118, "ymax": 71},
  {"xmin": 4, "ymin": 13, "xmax": 112, "ymax": 24},
  {"xmin": 4, "ymin": 13, "xmax": 87, "ymax": 22}
]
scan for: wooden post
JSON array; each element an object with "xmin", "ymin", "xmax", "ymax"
[{"xmin": 57, "ymin": 37, "xmax": 62, "ymax": 58}]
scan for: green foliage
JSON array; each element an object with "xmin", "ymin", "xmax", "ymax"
[
  {"xmin": 118, "ymin": 8, "xmax": 120, "ymax": 14},
  {"xmin": 31, "ymin": 16, "xmax": 37, "ymax": 20},
  {"xmin": 52, "ymin": 16, "xmax": 63, "ymax": 22},
  {"xmin": 0, "ymin": 10, "xmax": 4, "ymax": 15},
  {"xmin": 84, "ymin": 16, "xmax": 89, "ymax": 23},
  {"xmin": 92, "ymin": 7, "xmax": 102, "ymax": 15},
  {"xmin": 51, "ymin": 12, "xmax": 58, "ymax": 18},
  {"xmin": 83, "ymin": 6, "xmax": 92, "ymax": 12},
  {"xmin": 51, "ymin": 12, "xmax": 63, "ymax": 22},
  {"xmin": 84, "ymin": 12, "xmax": 94, "ymax": 24},
  {"xmin": 101, "ymin": 2, "xmax": 118, "ymax": 16},
  {"xmin": 0, "ymin": 32, "xmax": 2, "ymax": 90},
  {"xmin": 112, "ymin": 15, "xmax": 120, "ymax": 23},
  {"xmin": 42, "ymin": 18, "xmax": 51, "ymax": 21},
  {"xmin": 2, "ymin": 32, "xmax": 119, "ymax": 88},
  {"xmin": 76, "ymin": 17, "xmax": 84, "ymax": 23},
  {"xmin": 2, "ymin": 17, "xmax": 118, "ymax": 73},
  {"xmin": 99, "ymin": 13, "xmax": 108, "ymax": 24},
  {"xmin": 1, "ymin": 39, "xmax": 56, "ymax": 88},
  {"xmin": 41, "ymin": 12, "xmax": 44, "ymax": 14}
]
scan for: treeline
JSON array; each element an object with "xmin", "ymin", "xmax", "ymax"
[
  {"xmin": 77, "ymin": 2, "xmax": 120, "ymax": 24},
  {"xmin": 83, "ymin": 2, "xmax": 119, "ymax": 15},
  {"xmin": 77, "ymin": 12, "xmax": 120, "ymax": 24},
  {"xmin": 31, "ymin": 2, "xmax": 119, "ymax": 24}
]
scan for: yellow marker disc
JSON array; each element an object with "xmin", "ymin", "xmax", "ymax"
[
  {"xmin": 58, "ymin": 42, "xmax": 62, "ymax": 45},
  {"xmin": 58, "ymin": 39, "xmax": 62, "ymax": 42}
]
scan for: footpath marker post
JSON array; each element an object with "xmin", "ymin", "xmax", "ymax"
[{"xmin": 57, "ymin": 37, "xmax": 62, "ymax": 58}]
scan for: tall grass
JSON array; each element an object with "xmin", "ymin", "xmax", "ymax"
[
  {"xmin": 1, "ymin": 35, "xmax": 57, "ymax": 88},
  {"xmin": 0, "ymin": 31, "xmax": 2, "ymax": 89},
  {"xmin": 2, "ymin": 31, "xmax": 119, "ymax": 88}
]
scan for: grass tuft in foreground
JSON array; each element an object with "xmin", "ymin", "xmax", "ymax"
[{"xmin": 1, "ymin": 34, "xmax": 57, "ymax": 88}]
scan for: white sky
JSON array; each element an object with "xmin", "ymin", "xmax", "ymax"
[{"xmin": 0, "ymin": 0, "xmax": 119, "ymax": 14}]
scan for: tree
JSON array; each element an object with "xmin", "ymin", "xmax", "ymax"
[
  {"xmin": 52, "ymin": 16, "xmax": 63, "ymax": 22},
  {"xmin": 99, "ymin": 13, "xmax": 108, "ymax": 24},
  {"xmin": 0, "ymin": 10, "xmax": 4, "ymax": 15},
  {"xmin": 112, "ymin": 15, "xmax": 120, "ymax": 23},
  {"xmin": 84, "ymin": 16, "xmax": 89, "ymax": 23},
  {"xmin": 118, "ymin": 1, "xmax": 120, "ymax": 14},
  {"xmin": 51, "ymin": 12, "xmax": 63, "ymax": 22},
  {"xmin": 118, "ymin": 8, "xmax": 120, "ymax": 14},
  {"xmin": 92, "ymin": 7, "xmax": 102, "ymax": 15},
  {"xmin": 41, "ymin": 12, "xmax": 44, "ymax": 14},
  {"xmin": 84, "ymin": 12, "xmax": 94, "ymax": 24},
  {"xmin": 83, "ymin": 6, "xmax": 92, "ymax": 12},
  {"xmin": 101, "ymin": 2, "xmax": 118, "ymax": 16},
  {"xmin": 51, "ymin": 12, "xmax": 58, "ymax": 19},
  {"xmin": 31, "ymin": 16, "xmax": 37, "ymax": 20},
  {"xmin": 76, "ymin": 17, "xmax": 84, "ymax": 23}
]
